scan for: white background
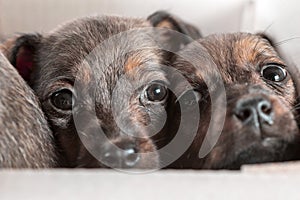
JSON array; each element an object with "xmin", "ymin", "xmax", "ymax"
[
  {"xmin": 1, "ymin": 0, "xmax": 300, "ymax": 60},
  {"xmin": 0, "ymin": 0, "xmax": 299, "ymax": 40}
]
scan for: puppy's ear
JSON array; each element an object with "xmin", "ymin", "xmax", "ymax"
[
  {"xmin": 256, "ymin": 33, "xmax": 276, "ymax": 48},
  {"xmin": 257, "ymin": 33, "xmax": 287, "ymax": 60},
  {"xmin": 148, "ymin": 11, "xmax": 201, "ymax": 52},
  {"xmin": 1, "ymin": 34, "xmax": 42, "ymax": 83},
  {"xmin": 148, "ymin": 11, "xmax": 201, "ymax": 40}
]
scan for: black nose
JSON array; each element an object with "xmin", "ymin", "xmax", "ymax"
[
  {"xmin": 101, "ymin": 143, "xmax": 140, "ymax": 168},
  {"xmin": 234, "ymin": 97, "xmax": 274, "ymax": 126}
]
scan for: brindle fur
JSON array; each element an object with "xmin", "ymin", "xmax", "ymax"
[
  {"xmin": 166, "ymin": 33, "xmax": 300, "ymax": 169},
  {"xmin": 3, "ymin": 13, "xmax": 200, "ymax": 168},
  {"xmin": 0, "ymin": 52, "xmax": 57, "ymax": 168}
]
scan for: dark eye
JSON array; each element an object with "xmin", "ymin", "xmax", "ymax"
[
  {"xmin": 51, "ymin": 89, "xmax": 74, "ymax": 110},
  {"xmin": 261, "ymin": 64, "xmax": 287, "ymax": 82},
  {"xmin": 145, "ymin": 83, "xmax": 168, "ymax": 102}
]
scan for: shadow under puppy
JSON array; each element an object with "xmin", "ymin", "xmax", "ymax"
[
  {"xmin": 164, "ymin": 33, "xmax": 300, "ymax": 169},
  {"xmin": 0, "ymin": 51, "xmax": 56, "ymax": 168},
  {"xmin": 3, "ymin": 12, "xmax": 200, "ymax": 168}
]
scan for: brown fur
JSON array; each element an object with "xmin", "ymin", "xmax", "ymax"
[
  {"xmin": 165, "ymin": 33, "xmax": 300, "ymax": 169},
  {"xmin": 3, "ymin": 12, "xmax": 200, "ymax": 168},
  {"xmin": 0, "ymin": 52, "xmax": 57, "ymax": 168}
]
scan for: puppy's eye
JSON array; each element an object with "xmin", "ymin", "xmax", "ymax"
[
  {"xmin": 51, "ymin": 89, "xmax": 74, "ymax": 110},
  {"xmin": 144, "ymin": 83, "xmax": 168, "ymax": 102},
  {"xmin": 261, "ymin": 64, "xmax": 287, "ymax": 82}
]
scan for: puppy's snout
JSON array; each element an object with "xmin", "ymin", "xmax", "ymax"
[
  {"xmin": 102, "ymin": 143, "xmax": 140, "ymax": 168},
  {"xmin": 234, "ymin": 97, "xmax": 274, "ymax": 126}
]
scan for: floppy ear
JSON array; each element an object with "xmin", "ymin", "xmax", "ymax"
[
  {"xmin": 148, "ymin": 11, "xmax": 201, "ymax": 52},
  {"xmin": 256, "ymin": 33, "xmax": 276, "ymax": 48},
  {"xmin": 1, "ymin": 34, "xmax": 42, "ymax": 83},
  {"xmin": 257, "ymin": 33, "xmax": 289, "ymax": 61}
]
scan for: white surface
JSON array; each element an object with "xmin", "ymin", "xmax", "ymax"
[
  {"xmin": 1, "ymin": 0, "xmax": 300, "ymax": 55},
  {"xmin": 0, "ymin": 169, "xmax": 299, "ymax": 200},
  {"xmin": 254, "ymin": 0, "xmax": 300, "ymax": 66},
  {"xmin": 1, "ymin": 166, "xmax": 300, "ymax": 200},
  {"xmin": 0, "ymin": 0, "xmax": 248, "ymax": 36},
  {"xmin": 1, "ymin": 0, "xmax": 300, "ymax": 37}
]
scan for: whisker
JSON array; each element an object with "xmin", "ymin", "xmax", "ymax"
[
  {"xmin": 290, "ymin": 106, "xmax": 300, "ymax": 112},
  {"xmin": 152, "ymin": 136, "xmax": 169, "ymax": 144},
  {"xmin": 78, "ymin": 131, "xmax": 88, "ymax": 138},
  {"xmin": 262, "ymin": 22, "xmax": 274, "ymax": 34},
  {"xmin": 293, "ymin": 102, "xmax": 300, "ymax": 108},
  {"xmin": 138, "ymin": 105, "xmax": 162, "ymax": 118},
  {"xmin": 293, "ymin": 116, "xmax": 300, "ymax": 121},
  {"xmin": 274, "ymin": 37, "xmax": 300, "ymax": 47},
  {"xmin": 158, "ymin": 150, "xmax": 178, "ymax": 159},
  {"xmin": 226, "ymin": 97, "xmax": 239, "ymax": 105}
]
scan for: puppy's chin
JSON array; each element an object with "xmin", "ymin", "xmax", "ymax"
[
  {"xmin": 76, "ymin": 151, "xmax": 160, "ymax": 169},
  {"xmin": 75, "ymin": 140, "xmax": 160, "ymax": 169},
  {"xmin": 202, "ymin": 113, "xmax": 300, "ymax": 170},
  {"xmin": 216, "ymin": 138, "xmax": 288, "ymax": 170},
  {"xmin": 205, "ymin": 128, "xmax": 300, "ymax": 170}
]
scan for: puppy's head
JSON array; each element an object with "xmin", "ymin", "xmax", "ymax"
[
  {"xmin": 172, "ymin": 33, "xmax": 300, "ymax": 169},
  {"xmin": 4, "ymin": 13, "xmax": 200, "ymax": 169}
]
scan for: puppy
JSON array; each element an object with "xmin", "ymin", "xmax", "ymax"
[
  {"xmin": 165, "ymin": 33, "xmax": 300, "ymax": 169},
  {"xmin": 0, "ymin": 51, "xmax": 56, "ymax": 168},
  {"xmin": 3, "ymin": 12, "xmax": 200, "ymax": 168}
]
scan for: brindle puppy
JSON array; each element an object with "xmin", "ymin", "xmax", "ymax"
[
  {"xmin": 165, "ymin": 33, "xmax": 300, "ymax": 169},
  {"xmin": 3, "ymin": 12, "xmax": 200, "ymax": 168},
  {"xmin": 0, "ymin": 51, "xmax": 57, "ymax": 168}
]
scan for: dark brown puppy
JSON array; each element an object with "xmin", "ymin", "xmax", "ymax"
[
  {"xmin": 0, "ymin": 51, "xmax": 56, "ymax": 168},
  {"xmin": 165, "ymin": 33, "xmax": 300, "ymax": 169},
  {"xmin": 147, "ymin": 11, "xmax": 201, "ymax": 53},
  {"xmin": 3, "ymin": 13, "xmax": 199, "ymax": 168}
]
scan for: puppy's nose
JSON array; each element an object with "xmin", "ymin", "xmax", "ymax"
[
  {"xmin": 234, "ymin": 97, "xmax": 274, "ymax": 126},
  {"xmin": 102, "ymin": 143, "xmax": 140, "ymax": 168}
]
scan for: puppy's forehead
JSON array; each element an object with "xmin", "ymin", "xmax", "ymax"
[
  {"xmin": 36, "ymin": 16, "xmax": 164, "ymax": 92},
  {"xmin": 198, "ymin": 33, "xmax": 283, "ymax": 83},
  {"xmin": 39, "ymin": 16, "xmax": 156, "ymax": 70}
]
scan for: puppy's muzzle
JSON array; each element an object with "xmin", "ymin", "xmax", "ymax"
[
  {"xmin": 101, "ymin": 142, "xmax": 140, "ymax": 168},
  {"xmin": 234, "ymin": 96, "xmax": 274, "ymax": 129}
]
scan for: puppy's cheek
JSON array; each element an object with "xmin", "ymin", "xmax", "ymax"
[
  {"xmin": 131, "ymin": 108, "xmax": 151, "ymax": 127},
  {"xmin": 55, "ymin": 128, "xmax": 81, "ymax": 167},
  {"xmin": 138, "ymin": 138, "xmax": 157, "ymax": 153},
  {"xmin": 41, "ymin": 101, "xmax": 72, "ymax": 129},
  {"xmin": 50, "ymin": 117, "xmax": 70, "ymax": 129},
  {"xmin": 202, "ymin": 146, "xmax": 225, "ymax": 169},
  {"xmin": 76, "ymin": 145, "xmax": 105, "ymax": 168},
  {"xmin": 202, "ymin": 132, "xmax": 235, "ymax": 169},
  {"xmin": 271, "ymin": 98, "xmax": 298, "ymax": 141},
  {"xmin": 283, "ymin": 79, "xmax": 296, "ymax": 105},
  {"xmin": 130, "ymin": 105, "xmax": 167, "ymax": 141},
  {"xmin": 136, "ymin": 139, "xmax": 159, "ymax": 169},
  {"xmin": 201, "ymin": 115, "xmax": 243, "ymax": 169}
]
